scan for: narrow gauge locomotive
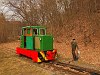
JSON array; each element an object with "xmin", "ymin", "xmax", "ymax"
[{"xmin": 16, "ymin": 26, "xmax": 57, "ymax": 62}]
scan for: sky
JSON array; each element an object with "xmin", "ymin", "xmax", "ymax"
[
  {"xmin": 0, "ymin": 0, "xmax": 3, "ymax": 6},
  {"xmin": 0, "ymin": 0, "xmax": 71, "ymax": 21},
  {"xmin": 0, "ymin": 0, "xmax": 15, "ymax": 20},
  {"xmin": 0, "ymin": 0, "xmax": 8, "ymax": 12}
]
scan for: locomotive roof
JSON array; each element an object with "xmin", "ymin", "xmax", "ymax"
[{"xmin": 22, "ymin": 26, "xmax": 46, "ymax": 29}]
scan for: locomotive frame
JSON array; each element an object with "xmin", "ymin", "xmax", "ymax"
[{"xmin": 16, "ymin": 26, "xmax": 57, "ymax": 62}]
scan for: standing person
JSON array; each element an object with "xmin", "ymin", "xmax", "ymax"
[{"xmin": 71, "ymin": 39, "xmax": 79, "ymax": 61}]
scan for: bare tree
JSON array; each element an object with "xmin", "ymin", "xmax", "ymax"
[
  {"xmin": 6, "ymin": 0, "xmax": 39, "ymax": 25},
  {"xmin": 1, "ymin": 0, "xmax": 100, "ymax": 44}
]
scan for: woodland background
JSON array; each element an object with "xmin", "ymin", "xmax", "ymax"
[{"xmin": 0, "ymin": 0, "xmax": 100, "ymax": 47}]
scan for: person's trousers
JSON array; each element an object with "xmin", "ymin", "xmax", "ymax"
[{"xmin": 72, "ymin": 50, "xmax": 78, "ymax": 61}]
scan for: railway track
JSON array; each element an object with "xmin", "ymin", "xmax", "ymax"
[
  {"xmin": 53, "ymin": 62, "xmax": 100, "ymax": 75},
  {"xmin": 37, "ymin": 60, "xmax": 100, "ymax": 75},
  {"xmin": 1, "ymin": 47, "xmax": 100, "ymax": 75}
]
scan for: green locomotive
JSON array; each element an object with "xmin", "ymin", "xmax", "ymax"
[{"xmin": 16, "ymin": 26, "xmax": 57, "ymax": 62}]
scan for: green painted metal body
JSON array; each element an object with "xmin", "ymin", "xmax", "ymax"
[
  {"xmin": 20, "ymin": 26, "xmax": 53, "ymax": 51},
  {"xmin": 26, "ymin": 36, "xmax": 34, "ymax": 50},
  {"xmin": 35, "ymin": 35, "xmax": 53, "ymax": 51},
  {"xmin": 20, "ymin": 35, "xmax": 24, "ymax": 48}
]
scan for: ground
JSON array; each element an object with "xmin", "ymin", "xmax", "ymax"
[
  {"xmin": 0, "ymin": 41, "xmax": 55, "ymax": 75},
  {"xmin": 54, "ymin": 38, "xmax": 100, "ymax": 69},
  {"xmin": 0, "ymin": 40, "xmax": 100, "ymax": 75}
]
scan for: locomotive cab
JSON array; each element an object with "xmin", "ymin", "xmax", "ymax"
[{"xmin": 16, "ymin": 26, "xmax": 57, "ymax": 62}]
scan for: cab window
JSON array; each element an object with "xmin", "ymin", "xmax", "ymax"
[
  {"xmin": 21, "ymin": 29, "xmax": 24, "ymax": 35},
  {"xmin": 40, "ymin": 29, "xmax": 46, "ymax": 35},
  {"xmin": 33, "ymin": 29, "xmax": 38, "ymax": 35},
  {"xmin": 24, "ymin": 29, "xmax": 27, "ymax": 35},
  {"xmin": 27, "ymin": 29, "xmax": 30, "ymax": 34}
]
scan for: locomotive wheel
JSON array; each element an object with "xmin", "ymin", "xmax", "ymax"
[{"xmin": 18, "ymin": 54, "xmax": 23, "ymax": 57}]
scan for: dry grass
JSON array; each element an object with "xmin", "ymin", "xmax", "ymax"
[
  {"xmin": 54, "ymin": 39, "xmax": 100, "ymax": 69},
  {"xmin": 0, "ymin": 41, "xmax": 56, "ymax": 75},
  {"xmin": 0, "ymin": 40, "xmax": 100, "ymax": 75}
]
